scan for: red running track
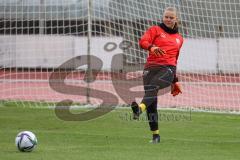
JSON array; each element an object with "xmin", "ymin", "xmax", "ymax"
[{"xmin": 0, "ymin": 71, "xmax": 240, "ymax": 111}]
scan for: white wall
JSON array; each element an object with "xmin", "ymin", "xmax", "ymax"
[
  {"xmin": 178, "ymin": 38, "xmax": 240, "ymax": 73},
  {"xmin": 218, "ymin": 38, "xmax": 240, "ymax": 73},
  {"xmin": 15, "ymin": 35, "xmax": 75, "ymax": 68},
  {"xmin": 0, "ymin": 35, "xmax": 123, "ymax": 70},
  {"xmin": 74, "ymin": 37, "xmax": 123, "ymax": 70},
  {"xmin": 178, "ymin": 38, "xmax": 218, "ymax": 73},
  {"xmin": 0, "ymin": 35, "xmax": 240, "ymax": 73},
  {"xmin": 0, "ymin": 36, "xmax": 16, "ymax": 67}
]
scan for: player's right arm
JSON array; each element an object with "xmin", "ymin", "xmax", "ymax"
[{"xmin": 139, "ymin": 26, "xmax": 165, "ymax": 56}]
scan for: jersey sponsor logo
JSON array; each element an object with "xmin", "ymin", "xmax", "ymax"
[
  {"xmin": 176, "ymin": 38, "xmax": 181, "ymax": 44},
  {"xmin": 160, "ymin": 33, "xmax": 166, "ymax": 38}
]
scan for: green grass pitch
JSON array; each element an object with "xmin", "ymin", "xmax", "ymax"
[{"xmin": 1, "ymin": 103, "xmax": 240, "ymax": 160}]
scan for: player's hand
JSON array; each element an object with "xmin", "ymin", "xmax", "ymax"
[
  {"xmin": 171, "ymin": 82, "xmax": 182, "ymax": 97},
  {"xmin": 150, "ymin": 46, "xmax": 166, "ymax": 56}
]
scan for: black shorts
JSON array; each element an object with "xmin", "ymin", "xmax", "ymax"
[{"xmin": 143, "ymin": 65, "xmax": 175, "ymax": 93}]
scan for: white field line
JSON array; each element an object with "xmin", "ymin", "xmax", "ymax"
[{"xmin": 0, "ymin": 79, "xmax": 240, "ymax": 86}]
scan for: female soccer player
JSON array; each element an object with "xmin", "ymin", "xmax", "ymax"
[{"xmin": 131, "ymin": 7, "xmax": 184, "ymax": 143}]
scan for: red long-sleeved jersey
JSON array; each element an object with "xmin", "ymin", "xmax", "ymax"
[{"xmin": 139, "ymin": 25, "xmax": 183, "ymax": 68}]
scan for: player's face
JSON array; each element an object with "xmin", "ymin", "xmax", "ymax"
[{"xmin": 163, "ymin": 11, "xmax": 177, "ymax": 29}]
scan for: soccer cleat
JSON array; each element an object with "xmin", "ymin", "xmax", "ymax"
[
  {"xmin": 131, "ymin": 101, "xmax": 142, "ymax": 120},
  {"xmin": 149, "ymin": 134, "xmax": 160, "ymax": 143}
]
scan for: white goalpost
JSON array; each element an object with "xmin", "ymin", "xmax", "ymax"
[{"xmin": 0, "ymin": 0, "xmax": 240, "ymax": 112}]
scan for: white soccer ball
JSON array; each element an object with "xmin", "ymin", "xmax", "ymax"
[{"xmin": 15, "ymin": 131, "xmax": 37, "ymax": 152}]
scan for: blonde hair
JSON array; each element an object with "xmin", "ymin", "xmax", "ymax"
[
  {"xmin": 163, "ymin": 7, "xmax": 179, "ymax": 29},
  {"xmin": 164, "ymin": 7, "xmax": 178, "ymax": 17}
]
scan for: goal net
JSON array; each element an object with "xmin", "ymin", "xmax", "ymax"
[{"xmin": 0, "ymin": 0, "xmax": 240, "ymax": 112}]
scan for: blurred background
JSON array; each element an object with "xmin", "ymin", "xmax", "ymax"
[{"xmin": 0, "ymin": 0, "xmax": 240, "ymax": 112}]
